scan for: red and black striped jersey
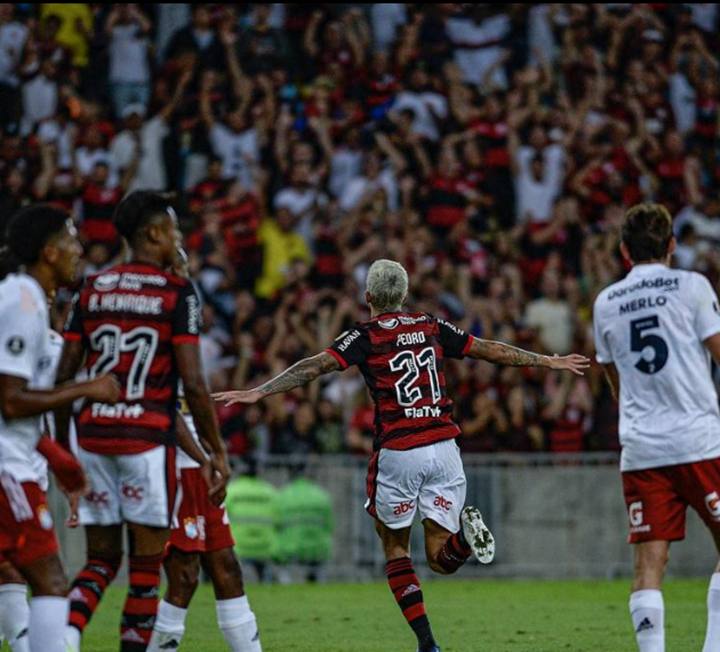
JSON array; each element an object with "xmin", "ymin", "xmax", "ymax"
[
  {"xmin": 64, "ymin": 262, "xmax": 201, "ymax": 455},
  {"xmin": 326, "ymin": 312, "xmax": 472, "ymax": 451}
]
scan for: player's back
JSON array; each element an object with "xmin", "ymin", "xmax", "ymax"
[
  {"xmin": 593, "ymin": 263, "xmax": 720, "ymax": 470},
  {"xmin": 327, "ymin": 312, "xmax": 471, "ymax": 451},
  {"xmin": 65, "ymin": 261, "xmax": 200, "ymax": 455}
]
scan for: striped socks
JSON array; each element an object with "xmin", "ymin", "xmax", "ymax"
[
  {"xmin": 435, "ymin": 529, "xmax": 473, "ymax": 574},
  {"xmin": 68, "ymin": 555, "xmax": 121, "ymax": 641},
  {"xmin": 385, "ymin": 557, "xmax": 436, "ymax": 652},
  {"xmin": 120, "ymin": 555, "xmax": 162, "ymax": 652}
]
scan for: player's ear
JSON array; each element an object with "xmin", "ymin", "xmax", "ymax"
[
  {"xmin": 365, "ymin": 291, "xmax": 372, "ymax": 307},
  {"xmin": 620, "ymin": 241, "xmax": 632, "ymax": 266},
  {"xmin": 667, "ymin": 236, "xmax": 677, "ymax": 256},
  {"xmin": 41, "ymin": 241, "xmax": 59, "ymax": 267}
]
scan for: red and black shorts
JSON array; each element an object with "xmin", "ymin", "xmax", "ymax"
[
  {"xmin": 622, "ymin": 457, "xmax": 720, "ymax": 543},
  {"xmin": 167, "ymin": 467, "xmax": 234, "ymax": 554}
]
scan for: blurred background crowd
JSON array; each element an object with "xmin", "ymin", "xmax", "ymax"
[{"xmin": 2, "ymin": 3, "xmax": 720, "ymax": 460}]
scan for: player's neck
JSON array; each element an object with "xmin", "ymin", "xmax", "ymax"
[
  {"xmin": 130, "ymin": 247, "xmax": 165, "ymax": 269},
  {"xmin": 632, "ymin": 256, "xmax": 671, "ymax": 269},
  {"xmin": 370, "ymin": 307, "xmax": 404, "ymax": 319},
  {"xmin": 25, "ymin": 264, "xmax": 56, "ymax": 299}
]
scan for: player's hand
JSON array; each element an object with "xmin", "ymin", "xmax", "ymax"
[
  {"xmin": 86, "ymin": 374, "xmax": 122, "ymax": 404},
  {"xmin": 208, "ymin": 453, "xmax": 230, "ymax": 507},
  {"xmin": 66, "ymin": 490, "xmax": 82, "ymax": 528},
  {"xmin": 212, "ymin": 389, "xmax": 262, "ymax": 406},
  {"xmin": 546, "ymin": 353, "xmax": 591, "ymax": 376}
]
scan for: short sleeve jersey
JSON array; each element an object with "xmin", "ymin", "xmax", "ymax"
[
  {"xmin": 0, "ymin": 274, "xmax": 50, "ymax": 482},
  {"xmin": 64, "ymin": 262, "xmax": 201, "ymax": 455},
  {"xmin": 593, "ymin": 264, "xmax": 720, "ymax": 471},
  {"xmin": 326, "ymin": 312, "xmax": 472, "ymax": 451}
]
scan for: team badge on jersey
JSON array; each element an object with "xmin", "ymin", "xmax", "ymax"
[
  {"xmin": 378, "ymin": 318, "xmax": 399, "ymax": 330},
  {"xmin": 6, "ymin": 336, "xmax": 24, "ymax": 355},
  {"xmin": 36, "ymin": 505, "xmax": 54, "ymax": 531}
]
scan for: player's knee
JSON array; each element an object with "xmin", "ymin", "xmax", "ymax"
[
  {"xmin": 168, "ymin": 560, "xmax": 200, "ymax": 605},
  {"xmin": 33, "ymin": 568, "xmax": 69, "ymax": 597},
  {"xmin": 206, "ymin": 550, "xmax": 245, "ymax": 597}
]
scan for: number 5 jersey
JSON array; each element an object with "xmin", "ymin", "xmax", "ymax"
[
  {"xmin": 593, "ymin": 263, "xmax": 720, "ymax": 472},
  {"xmin": 326, "ymin": 312, "xmax": 472, "ymax": 451},
  {"xmin": 64, "ymin": 262, "xmax": 201, "ymax": 455}
]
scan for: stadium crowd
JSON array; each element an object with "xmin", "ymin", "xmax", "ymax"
[{"xmin": 1, "ymin": 3, "xmax": 719, "ymax": 458}]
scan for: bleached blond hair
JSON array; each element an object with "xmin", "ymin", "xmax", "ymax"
[{"xmin": 366, "ymin": 259, "xmax": 408, "ymax": 312}]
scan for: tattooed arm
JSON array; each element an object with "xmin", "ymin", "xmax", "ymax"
[
  {"xmin": 212, "ymin": 351, "xmax": 341, "ymax": 406},
  {"xmin": 467, "ymin": 337, "xmax": 590, "ymax": 376}
]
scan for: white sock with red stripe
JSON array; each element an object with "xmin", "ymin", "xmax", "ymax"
[
  {"xmin": 0, "ymin": 583, "xmax": 29, "ymax": 652},
  {"xmin": 630, "ymin": 590, "xmax": 664, "ymax": 652},
  {"xmin": 217, "ymin": 596, "xmax": 262, "ymax": 652},
  {"xmin": 28, "ymin": 596, "xmax": 68, "ymax": 652},
  {"xmin": 703, "ymin": 573, "xmax": 720, "ymax": 652},
  {"xmin": 146, "ymin": 600, "xmax": 187, "ymax": 652}
]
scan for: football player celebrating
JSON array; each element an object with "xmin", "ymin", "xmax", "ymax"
[{"xmin": 214, "ymin": 259, "xmax": 588, "ymax": 652}]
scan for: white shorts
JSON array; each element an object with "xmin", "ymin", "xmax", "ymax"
[
  {"xmin": 365, "ymin": 439, "xmax": 466, "ymax": 533},
  {"xmin": 78, "ymin": 446, "xmax": 179, "ymax": 528}
]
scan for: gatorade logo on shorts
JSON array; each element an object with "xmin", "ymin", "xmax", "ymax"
[{"xmin": 705, "ymin": 492, "xmax": 720, "ymax": 522}]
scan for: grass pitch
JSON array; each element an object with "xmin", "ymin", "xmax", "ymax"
[{"xmin": 71, "ymin": 579, "xmax": 706, "ymax": 651}]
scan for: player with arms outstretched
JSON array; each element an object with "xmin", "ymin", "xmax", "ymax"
[
  {"xmin": 215, "ymin": 259, "xmax": 588, "ymax": 652},
  {"xmin": 594, "ymin": 202, "xmax": 720, "ymax": 652},
  {"xmin": 55, "ymin": 191, "xmax": 230, "ymax": 652}
]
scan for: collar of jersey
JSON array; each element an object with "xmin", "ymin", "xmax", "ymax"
[
  {"xmin": 628, "ymin": 262, "xmax": 669, "ymax": 277},
  {"xmin": 372, "ymin": 311, "xmax": 404, "ymax": 321}
]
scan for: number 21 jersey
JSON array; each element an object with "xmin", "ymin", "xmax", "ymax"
[
  {"xmin": 593, "ymin": 263, "xmax": 720, "ymax": 471},
  {"xmin": 326, "ymin": 312, "xmax": 472, "ymax": 451},
  {"xmin": 64, "ymin": 262, "xmax": 201, "ymax": 455}
]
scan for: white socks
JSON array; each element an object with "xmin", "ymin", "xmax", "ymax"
[
  {"xmin": 703, "ymin": 573, "xmax": 720, "ymax": 652},
  {"xmin": 65, "ymin": 625, "xmax": 81, "ymax": 652},
  {"xmin": 630, "ymin": 590, "xmax": 665, "ymax": 652},
  {"xmin": 0, "ymin": 584, "xmax": 29, "ymax": 652},
  {"xmin": 217, "ymin": 596, "xmax": 262, "ymax": 652},
  {"xmin": 28, "ymin": 596, "xmax": 69, "ymax": 652},
  {"xmin": 147, "ymin": 601, "xmax": 187, "ymax": 652},
  {"xmin": 147, "ymin": 596, "xmax": 261, "ymax": 652}
]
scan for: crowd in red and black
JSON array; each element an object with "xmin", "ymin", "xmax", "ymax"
[{"xmin": 1, "ymin": 4, "xmax": 719, "ymax": 460}]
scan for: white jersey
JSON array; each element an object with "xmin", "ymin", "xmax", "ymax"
[
  {"xmin": 593, "ymin": 263, "xmax": 720, "ymax": 472},
  {"xmin": 30, "ymin": 330, "xmax": 75, "ymax": 491},
  {"xmin": 0, "ymin": 274, "xmax": 51, "ymax": 483}
]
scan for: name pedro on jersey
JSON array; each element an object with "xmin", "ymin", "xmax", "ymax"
[{"xmin": 619, "ymin": 295, "xmax": 668, "ymax": 315}]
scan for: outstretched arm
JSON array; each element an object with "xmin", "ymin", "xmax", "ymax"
[
  {"xmin": 213, "ymin": 351, "xmax": 341, "ymax": 406},
  {"xmin": 467, "ymin": 337, "xmax": 590, "ymax": 376}
]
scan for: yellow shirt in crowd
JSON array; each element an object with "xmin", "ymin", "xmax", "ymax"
[
  {"xmin": 41, "ymin": 4, "xmax": 93, "ymax": 67},
  {"xmin": 255, "ymin": 219, "xmax": 312, "ymax": 299}
]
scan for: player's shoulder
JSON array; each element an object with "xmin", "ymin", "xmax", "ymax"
[{"xmin": 0, "ymin": 273, "xmax": 45, "ymax": 314}]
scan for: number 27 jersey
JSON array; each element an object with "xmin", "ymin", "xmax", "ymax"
[
  {"xmin": 64, "ymin": 262, "xmax": 201, "ymax": 455},
  {"xmin": 593, "ymin": 263, "xmax": 720, "ymax": 472},
  {"xmin": 326, "ymin": 312, "xmax": 472, "ymax": 451}
]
